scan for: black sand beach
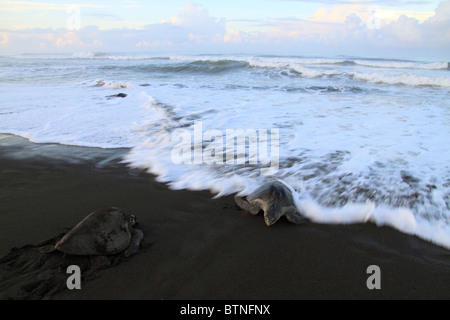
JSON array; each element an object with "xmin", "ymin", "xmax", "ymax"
[{"xmin": 1, "ymin": 133, "xmax": 450, "ymax": 300}]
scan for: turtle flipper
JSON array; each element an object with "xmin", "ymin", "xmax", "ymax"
[
  {"xmin": 38, "ymin": 245, "xmax": 57, "ymax": 254},
  {"xmin": 285, "ymin": 207, "xmax": 308, "ymax": 224},
  {"xmin": 124, "ymin": 228, "xmax": 144, "ymax": 257},
  {"xmin": 234, "ymin": 195, "xmax": 261, "ymax": 215}
]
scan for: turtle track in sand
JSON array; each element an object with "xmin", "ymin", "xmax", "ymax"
[{"xmin": 0, "ymin": 230, "xmax": 150, "ymax": 300}]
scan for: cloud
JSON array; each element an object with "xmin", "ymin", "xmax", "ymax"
[
  {"xmin": 390, "ymin": 0, "xmax": 450, "ymax": 48},
  {"xmin": 276, "ymin": 0, "xmax": 435, "ymax": 5},
  {"xmin": 259, "ymin": 0, "xmax": 450, "ymax": 57},
  {"xmin": 0, "ymin": 34, "xmax": 9, "ymax": 45},
  {"xmin": 0, "ymin": 1, "xmax": 228, "ymax": 52},
  {"xmin": 310, "ymin": 4, "xmax": 367, "ymax": 23},
  {"xmin": 123, "ymin": 0, "xmax": 141, "ymax": 9},
  {"xmin": 0, "ymin": 0, "xmax": 448, "ymax": 59},
  {"xmin": 85, "ymin": 12, "xmax": 123, "ymax": 21},
  {"xmin": 309, "ymin": 3, "xmax": 434, "ymax": 24},
  {"xmin": 0, "ymin": 0, "xmax": 107, "ymax": 12},
  {"xmin": 173, "ymin": 0, "xmax": 226, "ymax": 39},
  {"xmin": 431, "ymin": 0, "xmax": 450, "ymax": 21},
  {"xmin": 345, "ymin": 13, "xmax": 363, "ymax": 31}
]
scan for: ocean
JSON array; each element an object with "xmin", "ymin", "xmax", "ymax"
[{"xmin": 0, "ymin": 52, "xmax": 449, "ymax": 249}]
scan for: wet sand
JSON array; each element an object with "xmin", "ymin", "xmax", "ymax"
[{"xmin": 1, "ymin": 134, "xmax": 450, "ymax": 300}]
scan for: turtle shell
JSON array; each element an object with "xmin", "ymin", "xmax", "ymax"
[
  {"xmin": 54, "ymin": 207, "xmax": 133, "ymax": 256},
  {"xmin": 247, "ymin": 181, "xmax": 294, "ymax": 206}
]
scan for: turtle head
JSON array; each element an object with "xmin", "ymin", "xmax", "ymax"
[
  {"xmin": 129, "ymin": 215, "xmax": 137, "ymax": 226},
  {"xmin": 263, "ymin": 188, "xmax": 286, "ymax": 226},
  {"xmin": 264, "ymin": 202, "xmax": 283, "ymax": 226}
]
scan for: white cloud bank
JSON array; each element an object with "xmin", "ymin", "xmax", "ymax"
[{"xmin": 1, "ymin": 0, "xmax": 449, "ymax": 59}]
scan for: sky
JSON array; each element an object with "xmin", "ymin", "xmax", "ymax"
[{"xmin": 0, "ymin": 0, "xmax": 449, "ymax": 59}]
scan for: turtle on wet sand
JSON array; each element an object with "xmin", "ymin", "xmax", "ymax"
[
  {"xmin": 235, "ymin": 181, "xmax": 308, "ymax": 226},
  {"xmin": 39, "ymin": 207, "xmax": 144, "ymax": 257}
]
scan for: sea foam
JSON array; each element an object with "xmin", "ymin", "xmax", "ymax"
[{"xmin": 1, "ymin": 53, "xmax": 449, "ymax": 250}]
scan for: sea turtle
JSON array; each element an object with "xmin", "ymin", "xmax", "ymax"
[
  {"xmin": 235, "ymin": 181, "xmax": 308, "ymax": 226},
  {"xmin": 39, "ymin": 207, "xmax": 144, "ymax": 257}
]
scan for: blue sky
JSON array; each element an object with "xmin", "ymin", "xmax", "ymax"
[{"xmin": 1, "ymin": 0, "xmax": 449, "ymax": 59}]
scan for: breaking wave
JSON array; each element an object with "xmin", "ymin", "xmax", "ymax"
[
  {"xmin": 123, "ymin": 95, "xmax": 450, "ymax": 250},
  {"xmin": 2, "ymin": 52, "xmax": 450, "ymax": 250}
]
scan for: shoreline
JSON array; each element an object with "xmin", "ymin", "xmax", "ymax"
[{"xmin": 1, "ymin": 133, "xmax": 450, "ymax": 299}]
